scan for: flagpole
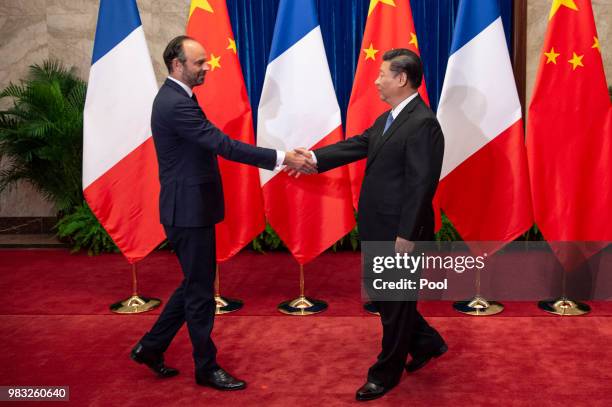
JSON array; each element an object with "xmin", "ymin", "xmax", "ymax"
[
  {"xmin": 214, "ymin": 263, "xmax": 243, "ymax": 314},
  {"xmin": 453, "ymin": 267, "xmax": 504, "ymax": 316},
  {"xmin": 278, "ymin": 264, "xmax": 327, "ymax": 315},
  {"xmin": 110, "ymin": 263, "xmax": 161, "ymax": 314}
]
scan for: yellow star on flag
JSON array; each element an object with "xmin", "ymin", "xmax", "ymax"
[
  {"xmin": 409, "ymin": 32, "xmax": 418, "ymax": 49},
  {"xmin": 549, "ymin": 0, "xmax": 578, "ymax": 20},
  {"xmin": 592, "ymin": 36, "xmax": 600, "ymax": 52},
  {"xmin": 368, "ymin": 0, "xmax": 396, "ymax": 17},
  {"xmin": 544, "ymin": 47, "xmax": 560, "ymax": 64},
  {"xmin": 363, "ymin": 43, "xmax": 379, "ymax": 61},
  {"xmin": 189, "ymin": 0, "xmax": 214, "ymax": 18},
  {"xmin": 568, "ymin": 52, "xmax": 584, "ymax": 70},
  {"xmin": 208, "ymin": 53, "xmax": 221, "ymax": 71},
  {"xmin": 227, "ymin": 38, "xmax": 237, "ymax": 54}
]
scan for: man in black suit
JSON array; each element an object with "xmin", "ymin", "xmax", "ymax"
[
  {"xmin": 130, "ymin": 35, "xmax": 315, "ymax": 391},
  {"xmin": 293, "ymin": 49, "xmax": 446, "ymax": 401}
]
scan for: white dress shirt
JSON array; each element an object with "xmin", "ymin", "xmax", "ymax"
[
  {"xmin": 389, "ymin": 91, "xmax": 418, "ymax": 120},
  {"xmin": 167, "ymin": 76, "xmax": 193, "ymax": 97}
]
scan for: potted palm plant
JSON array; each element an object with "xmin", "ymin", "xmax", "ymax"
[{"xmin": 0, "ymin": 60, "xmax": 117, "ymax": 254}]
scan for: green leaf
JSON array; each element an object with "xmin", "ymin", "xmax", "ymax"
[
  {"xmin": 0, "ymin": 59, "xmax": 85, "ymax": 215},
  {"xmin": 54, "ymin": 201, "xmax": 119, "ymax": 255}
]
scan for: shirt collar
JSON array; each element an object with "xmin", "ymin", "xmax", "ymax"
[
  {"xmin": 390, "ymin": 91, "xmax": 419, "ymax": 119},
  {"xmin": 167, "ymin": 76, "xmax": 193, "ymax": 98}
]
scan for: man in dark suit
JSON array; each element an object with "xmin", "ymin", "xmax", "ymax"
[
  {"xmin": 293, "ymin": 49, "xmax": 446, "ymax": 401},
  {"xmin": 130, "ymin": 35, "xmax": 315, "ymax": 391}
]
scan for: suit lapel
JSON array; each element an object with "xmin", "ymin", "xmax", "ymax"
[
  {"xmin": 366, "ymin": 95, "xmax": 421, "ymax": 170},
  {"xmin": 164, "ymin": 79, "xmax": 206, "ymax": 117},
  {"xmin": 372, "ymin": 111, "xmax": 392, "ymax": 151}
]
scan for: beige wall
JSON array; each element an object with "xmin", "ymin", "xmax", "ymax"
[
  {"xmin": 0, "ymin": 0, "xmax": 192, "ymax": 216},
  {"xmin": 0, "ymin": 0, "xmax": 610, "ymax": 216}
]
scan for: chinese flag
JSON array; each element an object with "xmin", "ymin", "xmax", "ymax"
[
  {"xmin": 187, "ymin": 0, "xmax": 266, "ymax": 261},
  {"xmin": 346, "ymin": 0, "xmax": 429, "ymax": 210},
  {"xmin": 527, "ymin": 0, "xmax": 611, "ymax": 241}
]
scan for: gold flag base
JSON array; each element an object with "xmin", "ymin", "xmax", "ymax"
[
  {"xmin": 214, "ymin": 264, "xmax": 243, "ymax": 315},
  {"xmin": 110, "ymin": 264, "xmax": 160, "ymax": 314},
  {"xmin": 538, "ymin": 298, "xmax": 591, "ymax": 316},
  {"xmin": 363, "ymin": 301, "xmax": 379, "ymax": 315},
  {"xmin": 278, "ymin": 265, "xmax": 327, "ymax": 315},
  {"xmin": 278, "ymin": 295, "xmax": 328, "ymax": 316},
  {"xmin": 110, "ymin": 295, "xmax": 161, "ymax": 314},
  {"xmin": 453, "ymin": 296, "xmax": 504, "ymax": 316},
  {"xmin": 215, "ymin": 295, "xmax": 243, "ymax": 315}
]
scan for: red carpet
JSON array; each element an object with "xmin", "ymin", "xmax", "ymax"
[{"xmin": 1, "ymin": 249, "xmax": 612, "ymax": 405}]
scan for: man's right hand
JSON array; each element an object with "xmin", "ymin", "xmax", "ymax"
[
  {"xmin": 283, "ymin": 150, "xmax": 317, "ymax": 176},
  {"xmin": 294, "ymin": 148, "xmax": 314, "ymax": 160},
  {"xmin": 283, "ymin": 148, "xmax": 317, "ymax": 178}
]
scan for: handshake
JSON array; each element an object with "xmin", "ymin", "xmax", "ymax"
[{"xmin": 282, "ymin": 148, "xmax": 317, "ymax": 178}]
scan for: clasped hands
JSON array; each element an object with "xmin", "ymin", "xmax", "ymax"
[{"xmin": 282, "ymin": 148, "xmax": 317, "ymax": 178}]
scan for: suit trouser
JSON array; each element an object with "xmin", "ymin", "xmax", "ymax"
[
  {"xmin": 367, "ymin": 301, "xmax": 444, "ymax": 388},
  {"xmin": 140, "ymin": 225, "xmax": 218, "ymax": 374}
]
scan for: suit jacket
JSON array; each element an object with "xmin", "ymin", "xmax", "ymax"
[
  {"xmin": 314, "ymin": 95, "xmax": 444, "ymax": 241},
  {"xmin": 151, "ymin": 78, "xmax": 277, "ymax": 227}
]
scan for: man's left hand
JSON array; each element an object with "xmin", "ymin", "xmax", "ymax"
[{"xmin": 395, "ymin": 237, "xmax": 415, "ymax": 254}]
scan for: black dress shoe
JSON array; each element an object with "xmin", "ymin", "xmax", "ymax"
[
  {"xmin": 356, "ymin": 381, "xmax": 387, "ymax": 401},
  {"xmin": 196, "ymin": 368, "xmax": 246, "ymax": 391},
  {"xmin": 130, "ymin": 343, "xmax": 179, "ymax": 378},
  {"xmin": 405, "ymin": 343, "xmax": 448, "ymax": 373}
]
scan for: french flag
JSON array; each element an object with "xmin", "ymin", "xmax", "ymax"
[
  {"xmin": 435, "ymin": 0, "xmax": 533, "ymax": 243},
  {"xmin": 257, "ymin": 0, "xmax": 355, "ymax": 265},
  {"xmin": 83, "ymin": 0, "xmax": 165, "ymax": 263}
]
